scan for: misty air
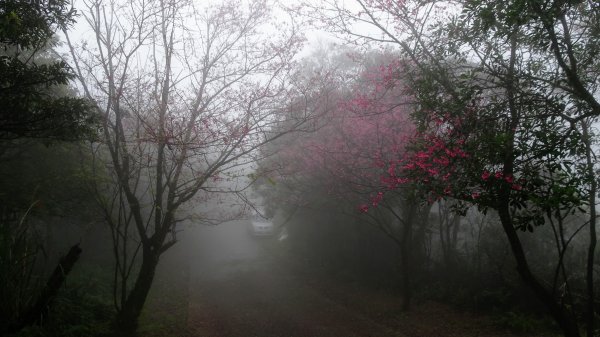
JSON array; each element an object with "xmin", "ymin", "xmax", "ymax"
[{"xmin": 1, "ymin": 0, "xmax": 599, "ymax": 337}]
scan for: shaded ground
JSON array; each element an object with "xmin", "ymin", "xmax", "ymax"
[
  {"xmin": 142, "ymin": 220, "xmax": 555, "ymax": 337},
  {"xmin": 186, "ymin": 220, "xmax": 401, "ymax": 337},
  {"xmin": 187, "ymin": 257, "xmax": 402, "ymax": 337}
]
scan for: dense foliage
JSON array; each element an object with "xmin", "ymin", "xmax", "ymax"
[
  {"xmin": 0, "ymin": 0, "xmax": 96, "ymax": 141},
  {"xmin": 293, "ymin": 0, "xmax": 600, "ymax": 336},
  {"xmin": 0, "ymin": 1, "xmax": 100, "ymax": 335}
]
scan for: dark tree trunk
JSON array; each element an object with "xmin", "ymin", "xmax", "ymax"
[
  {"xmin": 586, "ymin": 207, "xmax": 596, "ymax": 337},
  {"xmin": 497, "ymin": 206, "xmax": 580, "ymax": 337},
  {"xmin": 399, "ymin": 199, "xmax": 416, "ymax": 311},
  {"xmin": 497, "ymin": 29, "xmax": 580, "ymax": 337},
  {"xmin": 114, "ymin": 247, "xmax": 160, "ymax": 333},
  {"xmin": 400, "ymin": 238, "xmax": 412, "ymax": 311},
  {"xmin": 6, "ymin": 244, "xmax": 82, "ymax": 334},
  {"xmin": 582, "ymin": 121, "xmax": 597, "ymax": 337}
]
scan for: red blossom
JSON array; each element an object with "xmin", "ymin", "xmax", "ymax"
[
  {"xmin": 371, "ymin": 191, "xmax": 384, "ymax": 207},
  {"xmin": 433, "ymin": 156, "xmax": 450, "ymax": 166},
  {"xmin": 427, "ymin": 168, "xmax": 439, "ymax": 176},
  {"xmin": 415, "ymin": 161, "xmax": 432, "ymax": 169},
  {"xmin": 415, "ymin": 152, "xmax": 430, "ymax": 160},
  {"xmin": 445, "ymin": 148, "xmax": 457, "ymax": 158},
  {"xmin": 387, "ymin": 164, "xmax": 396, "ymax": 176},
  {"xmin": 481, "ymin": 171, "xmax": 490, "ymax": 180}
]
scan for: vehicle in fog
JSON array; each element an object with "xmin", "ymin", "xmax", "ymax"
[{"xmin": 248, "ymin": 213, "xmax": 275, "ymax": 237}]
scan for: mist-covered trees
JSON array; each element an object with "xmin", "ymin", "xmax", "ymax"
[
  {"xmin": 255, "ymin": 48, "xmax": 434, "ymax": 310},
  {"xmin": 65, "ymin": 0, "xmax": 315, "ymax": 331},
  {"xmin": 295, "ymin": 1, "xmax": 600, "ymax": 336},
  {"xmin": 1, "ymin": 0, "xmax": 599, "ymax": 335}
]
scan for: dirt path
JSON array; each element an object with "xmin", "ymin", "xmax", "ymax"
[
  {"xmin": 187, "ymin": 258, "xmax": 404, "ymax": 337},
  {"xmin": 186, "ymin": 222, "xmax": 401, "ymax": 337},
  {"xmin": 171, "ymin": 221, "xmax": 553, "ymax": 337}
]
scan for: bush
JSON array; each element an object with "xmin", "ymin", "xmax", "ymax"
[
  {"xmin": 8, "ymin": 267, "xmax": 113, "ymax": 337},
  {"xmin": 494, "ymin": 311, "xmax": 555, "ymax": 334}
]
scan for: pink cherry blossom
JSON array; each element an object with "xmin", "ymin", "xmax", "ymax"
[{"xmin": 481, "ymin": 171, "xmax": 491, "ymax": 180}]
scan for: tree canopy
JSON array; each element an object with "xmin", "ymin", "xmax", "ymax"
[{"xmin": 0, "ymin": 0, "xmax": 96, "ymax": 141}]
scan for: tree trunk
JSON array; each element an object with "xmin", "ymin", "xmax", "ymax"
[
  {"xmin": 497, "ymin": 206, "xmax": 580, "ymax": 337},
  {"xmin": 400, "ymin": 239, "xmax": 412, "ymax": 311},
  {"xmin": 400, "ymin": 200, "xmax": 415, "ymax": 311},
  {"xmin": 6, "ymin": 244, "xmax": 82, "ymax": 334},
  {"xmin": 114, "ymin": 247, "xmax": 160, "ymax": 334},
  {"xmin": 582, "ymin": 120, "xmax": 597, "ymax": 337},
  {"xmin": 586, "ymin": 206, "xmax": 596, "ymax": 337}
]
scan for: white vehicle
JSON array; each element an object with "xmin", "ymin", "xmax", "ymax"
[{"xmin": 249, "ymin": 213, "xmax": 275, "ymax": 236}]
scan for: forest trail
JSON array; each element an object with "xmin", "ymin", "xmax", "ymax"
[
  {"xmin": 186, "ymin": 255, "xmax": 403, "ymax": 337},
  {"xmin": 186, "ymin": 221, "xmax": 401, "ymax": 337},
  {"xmin": 144, "ymin": 220, "xmax": 548, "ymax": 337}
]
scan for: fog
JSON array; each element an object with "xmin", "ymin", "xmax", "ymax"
[
  {"xmin": 152, "ymin": 218, "xmax": 412, "ymax": 337},
  {"xmin": 191, "ymin": 221, "xmax": 262, "ymax": 280},
  {"xmin": 2, "ymin": 0, "xmax": 599, "ymax": 336}
]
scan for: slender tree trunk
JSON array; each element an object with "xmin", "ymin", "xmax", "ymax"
[
  {"xmin": 498, "ymin": 28, "xmax": 580, "ymax": 337},
  {"xmin": 400, "ymin": 234, "xmax": 411, "ymax": 311},
  {"xmin": 400, "ymin": 200, "xmax": 415, "ymax": 311},
  {"xmin": 115, "ymin": 247, "xmax": 160, "ymax": 333},
  {"xmin": 586, "ymin": 194, "xmax": 596, "ymax": 337},
  {"xmin": 6, "ymin": 244, "xmax": 82, "ymax": 334},
  {"xmin": 497, "ymin": 206, "xmax": 580, "ymax": 337},
  {"xmin": 582, "ymin": 121, "xmax": 597, "ymax": 337}
]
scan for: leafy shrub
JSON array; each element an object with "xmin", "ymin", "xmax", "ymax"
[
  {"xmin": 8, "ymin": 267, "xmax": 114, "ymax": 337},
  {"xmin": 495, "ymin": 311, "xmax": 557, "ymax": 335}
]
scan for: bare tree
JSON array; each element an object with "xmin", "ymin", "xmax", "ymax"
[{"xmin": 64, "ymin": 0, "xmax": 310, "ymax": 331}]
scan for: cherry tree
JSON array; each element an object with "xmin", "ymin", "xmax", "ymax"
[
  {"xmin": 262, "ymin": 50, "xmax": 429, "ymax": 310},
  {"xmin": 64, "ymin": 0, "xmax": 311, "ymax": 331},
  {"xmin": 298, "ymin": 1, "xmax": 600, "ymax": 336}
]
